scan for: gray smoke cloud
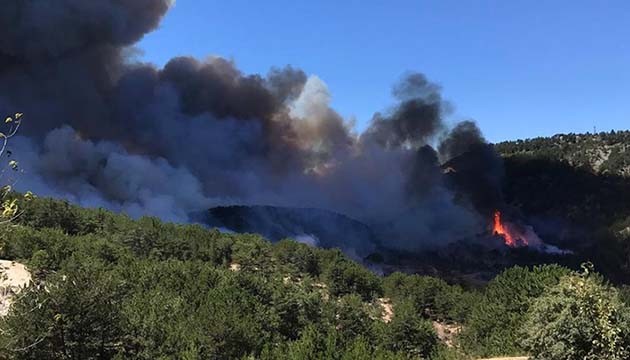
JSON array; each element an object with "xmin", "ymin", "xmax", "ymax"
[
  {"xmin": 0, "ymin": 0, "xmax": 499, "ymax": 252},
  {"xmin": 439, "ymin": 120, "xmax": 487, "ymax": 160},
  {"xmin": 361, "ymin": 73, "xmax": 446, "ymax": 149},
  {"xmin": 12, "ymin": 126, "xmax": 210, "ymax": 223}
]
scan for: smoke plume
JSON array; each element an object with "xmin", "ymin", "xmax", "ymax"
[{"xmin": 1, "ymin": 0, "xmax": 502, "ymax": 253}]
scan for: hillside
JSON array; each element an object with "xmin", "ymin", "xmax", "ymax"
[
  {"xmin": 0, "ymin": 197, "xmax": 459, "ymax": 359},
  {"xmin": 493, "ymin": 132, "xmax": 630, "ymax": 283},
  {"xmin": 1, "ymin": 132, "xmax": 630, "ymax": 359},
  {"xmin": 0, "ymin": 197, "xmax": 629, "ymax": 359},
  {"xmin": 496, "ymin": 130, "xmax": 630, "ymax": 176},
  {"xmin": 181, "ymin": 133, "xmax": 630, "ymax": 285}
]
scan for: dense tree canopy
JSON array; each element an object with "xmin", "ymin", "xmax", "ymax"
[
  {"xmin": 0, "ymin": 197, "xmax": 453, "ymax": 359},
  {"xmin": 1, "ymin": 196, "xmax": 629, "ymax": 359},
  {"xmin": 522, "ymin": 265, "xmax": 630, "ymax": 360}
]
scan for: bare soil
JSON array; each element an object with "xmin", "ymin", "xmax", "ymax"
[
  {"xmin": 432, "ymin": 321, "xmax": 462, "ymax": 347},
  {"xmin": 0, "ymin": 260, "xmax": 31, "ymax": 316}
]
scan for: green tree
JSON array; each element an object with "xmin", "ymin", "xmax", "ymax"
[
  {"xmin": 323, "ymin": 254, "xmax": 382, "ymax": 301},
  {"xmin": 0, "ymin": 255, "xmax": 127, "ymax": 359},
  {"xmin": 273, "ymin": 239, "xmax": 320, "ymax": 276},
  {"xmin": 522, "ymin": 264, "xmax": 630, "ymax": 360},
  {"xmin": 381, "ymin": 300, "xmax": 438, "ymax": 358},
  {"xmin": 459, "ymin": 264, "xmax": 570, "ymax": 357},
  {"xmin": 383, "ymin": 272, "xmax": 474, "ymax": 322}
]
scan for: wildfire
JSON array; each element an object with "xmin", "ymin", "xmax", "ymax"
[
  {"xmin": 491, "ymin": 210, "xmax": 571, "ymax": 254},
  {"xmin": 493, "ymin": 210, "xmax": 527, "ymax": 247}
]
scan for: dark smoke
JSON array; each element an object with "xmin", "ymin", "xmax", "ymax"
[
  {"xmin": 361, "ymin": 73, "xmax": 445, "ymax": 149},
  {"xmin": 1, "ymin": 0, "xmax": 170, "ymax": 61},
  {"xmin": 439, "ymin": 120, "xmax": 486, "ymax": 160},
  {"xmin": 1, "ymin": 0, "xmax": 501, "ymax": 253}
]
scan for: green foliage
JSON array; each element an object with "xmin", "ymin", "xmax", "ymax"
[
  {"xmin": 380, "ymin": 300, "xmax": 438, "ymax": 358},
  {"xmin": 272, "ymin": 239, "xmax": 321, "ymax": 276},
  {"xmin": 459, "ymin": 264, "xmax": 571, "ymax": 357},
  {"xmin": 522, "ymin": 266, "xmax": 630, "ymax": 360},
  {"xmin": 383, "ymin": 272, "xmax": 476, "ymax": 322},
  {"xmin": 4, "ymin": 196, "xmax": 630, "ymax": 359},
  {"xmin": 0, "ymin": 113, "xmax": 33, "ymax": 252},
  {"xmin": 429, "ymin": 346, "xmax": 469, "ymax": 360},
  {"xmin": 496, "ymin": 132, "xmax": 630, "ymax": 282},
  {"xmin": 496, "ymin": 130, "xmax": 630, "ymax": 177},
  {"xmin": 0, "ymin": 256, "xmax": 127, "ymax": 359},
  {"xmin": 0, "ymin": 197, "xmax": 444, "ymax": 359},
  {"xmin": 619, "ymin": 285, "xmax": 630, "ymax": 306},
  {"xmin": 322, "ymin": 251, "xmax": 382, "ymax": 301},
  {"xmin": 260, "ymin": 326, "xmax": 408, "ymax": 360}
]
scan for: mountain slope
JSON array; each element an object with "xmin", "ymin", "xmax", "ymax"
[
  {"xmin": 496, "ymin": 130, "xmax": 630, "ymax": 176},
  {"xmin": 496, "ymin": 132, "xmax": 630, "ymax": 283}
]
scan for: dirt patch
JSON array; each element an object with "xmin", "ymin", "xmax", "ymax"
[
  {"xmin": 377, "ymin": 297, "xmax": 394, "ymax": 323},
  {"xmin": 0, "ymin": 260, "xmax": 31, "ymax": 316},
  {"xmin": 432, "ymin": 321, "xmax": 462, "ymax": 347}
]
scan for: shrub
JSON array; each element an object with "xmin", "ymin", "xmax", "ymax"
[
  {"xmin": 381, "ymin": 300, "xmax": 438, "ymax": 358},
  {"xmin": 522, "ymin": 265, "xmax": 630, "ymax": 360},
  {"xmin": 459, "ymin": 264, "xmax": 571, "ymax": 357}
]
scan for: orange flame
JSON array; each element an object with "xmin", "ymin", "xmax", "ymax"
[{"xmin": 493, "ymin": 210, "xmax": 524, "ymax": 247}]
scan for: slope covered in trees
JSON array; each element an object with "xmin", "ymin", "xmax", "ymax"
[
  {"xmin": 1, "ymin": 197, "xmax": 630, "ymax": 359},
  {"xmin": 496, "ymin": 132, "xmax": 630, "ymax": 283},
  {"xmin": 496, "ymin": 130, "xmax": 630, "ymax": 177}
]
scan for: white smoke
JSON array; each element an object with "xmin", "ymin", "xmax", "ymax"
[{"xmin": 294, "ymin": 234, "xmax": 320, "ymax": 247}]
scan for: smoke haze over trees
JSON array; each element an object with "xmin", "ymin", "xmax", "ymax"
[{"xmin": 0, "ymin": 0, "xmax": 498, "ymax": 253}]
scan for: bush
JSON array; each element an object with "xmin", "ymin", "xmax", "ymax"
[
  {"xmin": 323, "ymin": 254, "xmax": 382, "ymax": 301},
  {"xmin": 383, "ymin": 272, "xmax": 475, "ymax": 322},
  {"xmin": 5, "ymin": 196, "xmax": 630, "ymax": 359},
  {"xmin": 381, "ymin": 300, "xmax": 438, "ymax": 358},
  {"xmin": 522, "ymin": 265, "xmax": 630, "ymax": 360},
  {"xmin": 0, "ymin": 256, "xmax": 127, "ymax": 359},
  {"xmin": 459, "ymin": 264, "xmax": 571, "ymax": 357},
  {"xmin": 273, "ymin": 239, "xmax": 321, "ymax": 276}
]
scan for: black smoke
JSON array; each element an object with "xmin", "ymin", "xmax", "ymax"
[
  {"xmin": 1, "ymin": 0, "xmax": 503, "ymax": 253},
  {"xmin": 439, "ymin": 120, "xmax": 486, "ymax": 160}
]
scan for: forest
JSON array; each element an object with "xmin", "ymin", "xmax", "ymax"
[
  {"xmin": 497, "ymin": 130, "xmax": 630, "ymax": 176},
  {"xmin": 498, "ymin": 131, "xmax": 630, "ymax": 283},
  {"xmin": 1, "ymin": 196, "xmax": 630, "ymax": 359},
  {"xmin": 1, "ymin": 1, "xmax": 629, "ymax": 359}
]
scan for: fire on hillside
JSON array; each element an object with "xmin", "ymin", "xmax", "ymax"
[
  {"xmin": 491, "ymin": 210, "xmax": 571, "ymax": 255},
  {"xmin": 492, "ymin": 210, "xmax": 530, "ymax": 247}
]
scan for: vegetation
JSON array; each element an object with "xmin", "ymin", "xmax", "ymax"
[
  {"xmin": 0, "ymin": 197, "xmax": 447, "ymax": 359},
  {"xmin": 522, "ymin": 264, "xmax": 630, "ymax": 360},
  {"xmin": 459, "ymin": 265, "xmax": 571, "ymax": 357},
  {"xmin": 1, "ymin": 196, "xmax": 629, "ymax": 359},
  {"xmin": 0, "ymin": 113, "xmax": 33, "ymax": 230},
  {"xmin": 2, "ymin": 129, "xmax": 630, "ymax": 358},
  {"xmin": 496, "ymin": 130, "xmax": 630, "ymax": 177},
  {"xmin": 496, "ymin": 132, "xmax": 630, "ymax": 283}
]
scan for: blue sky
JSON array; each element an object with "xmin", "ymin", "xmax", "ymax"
[{"xmin": 138, "ymin": 1, "xmax": 630, "ymax": 143}]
